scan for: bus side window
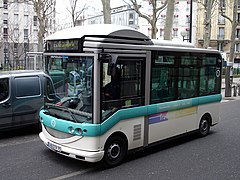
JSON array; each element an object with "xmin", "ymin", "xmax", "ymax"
[{"xmin": 0, "ymin": 78, "xmax": 9, "ymax": 102}]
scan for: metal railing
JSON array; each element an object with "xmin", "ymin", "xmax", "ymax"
[{"xmin": 0, "ymin": 53, "xmax": 44, "ymax": 71}]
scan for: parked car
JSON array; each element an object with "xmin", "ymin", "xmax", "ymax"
[{"xmin": 0, "ymin": 70, "xmax": 56, "ymax": 130}]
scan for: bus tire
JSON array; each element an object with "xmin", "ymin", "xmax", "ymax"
[
  {"xmin": 102, "ymin": 135, "xmax": 127, "ymax": 168},
  {"xmin": 198, "ymin": 115, "xmax": 211, "ymax": 137}
]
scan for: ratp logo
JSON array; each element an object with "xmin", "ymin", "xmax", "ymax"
[{"xmin": 51, "ymin": 119, "xmax": 56, "ymax": 128}]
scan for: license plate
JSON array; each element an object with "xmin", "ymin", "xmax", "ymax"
[{"xmin": 47, "ymin": 142, "xmax": 61, "ymax": 152}]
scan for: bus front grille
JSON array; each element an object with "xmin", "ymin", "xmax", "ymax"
[{"xmin": 45, "ymin": 125, "xmax": 74, "ymax": 139}]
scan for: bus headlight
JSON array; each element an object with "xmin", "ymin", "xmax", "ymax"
[
  {"xmin": 75, "ymin": 128, "xmax": 83, "ymax": 136},
  {"xmin": 68, "ymin": 127, "xmax": 75, "ymax": 134},
  {"xmin": 40, "ymin": 116, "xmax": 43, "ymax": 123}
]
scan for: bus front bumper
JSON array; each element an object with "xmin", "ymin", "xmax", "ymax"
[{"xmin": 39, "ymin": 132, "xmax": 104, "ymax": 163}]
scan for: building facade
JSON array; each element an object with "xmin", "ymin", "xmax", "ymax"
[
  {"xmin": 0, "ymin": 0, "xmax": 56, "ymax": 69},
  {"xmin": 81, "ymin": 0, "xmax": 197, "ymax": 44},
  {"xmin": 196, "ymin": 0, "xmax": 240, "ymax": 63},
  {"xmin": 80, "ymin": 5, "xmax": 139, "ymax": 30},
  {"xmin": 137, "ymin": 0, "xmax": 197, "ymax": 44}
]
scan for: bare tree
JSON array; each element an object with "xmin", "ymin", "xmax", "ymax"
[
  {"xmin": 198, "ymin": 0, "xmax": 218, "ymax": 48},
  {"xmin": 101, "ymin": 0, "xmax": 111, "ymax": 24},
  {"xmin": 66, "ymin": 0, "xmax": 87, "ymax": 26},
  {"xmin": 0, "ymin": 1, "xmax": 35, "ymax": 69},
  {"xmin": 126, "ymin": 0, "xmax": 167, "ymax": 39},
  {"xmin": 29, "ymin": 0, "xmax": 56, "ymax": 51},
  {"xmin": 164, "ymin": 0, "xmax": 175, "ymax": 40},
  {"xmin": 219, "ymin": 0, "xmax": 238, "ymax": 97}
]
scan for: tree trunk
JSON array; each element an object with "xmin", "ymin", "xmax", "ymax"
[
  {"xmin": 164, "ymin": 0, "xmax": 175, "ymax": 40},
  {"xmin": 151, "ymin": 26, "xmax": 157, "ymax": 39},
  {"xmin": 101, "ymin": 0, "xmax": 111, "ymax": 24},
  {"xmin": 203, "ymin": 0, "xmax": 213, "ymax": 48},
  {"xmin": 225, "ymin": 0, "xmax": 238, "ymax": 97}
]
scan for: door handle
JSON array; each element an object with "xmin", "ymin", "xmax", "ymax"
[{"xmin": 2, "ymin": 102, "xmax": 11, "ymax": 108}]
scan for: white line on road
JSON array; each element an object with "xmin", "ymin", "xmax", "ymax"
[{"xmin": 49, "ymin": 168, "xmax": 96, "ymax": 180}]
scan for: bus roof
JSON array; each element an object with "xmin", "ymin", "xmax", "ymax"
[
  {"xmin": 151, "ymin": 39, "xmax": 194, "ymax": 48},
  {"xmin": 45, "ymin": 24, "xmax": 220, "ymax": 52},
  {"xmin": 46, "ymin": 24, "xmax": 151, "ymax": 42}
]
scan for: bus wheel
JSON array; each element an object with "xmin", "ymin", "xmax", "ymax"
[
  {"xmin": 102, "ymin": 136, "xmax": 127, "ymax": 168},
  {"xmin": 198, "ymin": 115, "xmax": 210, "ymax": 137}
]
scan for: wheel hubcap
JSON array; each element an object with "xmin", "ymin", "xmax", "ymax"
[
  {"xmin": 201, "ymin": 120, "xmax": 208, "ymax": 132},
  {"xmin": 107, "ymin": 143, "xmax": 120, "ymax": 159}
]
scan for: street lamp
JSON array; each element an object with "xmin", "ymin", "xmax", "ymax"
[{"xmin": 180, "ymin": 30, "xmax": 188, "ymax": 42}]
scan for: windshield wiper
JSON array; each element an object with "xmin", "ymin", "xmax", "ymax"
[{"xmin": 45, "ymin": 103, "xmax": 92, "ymax": 121}]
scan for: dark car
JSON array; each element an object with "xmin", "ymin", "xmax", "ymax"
[{"xmin": 0, "ymin": 70, "xmax": 56, "ymax": 130}]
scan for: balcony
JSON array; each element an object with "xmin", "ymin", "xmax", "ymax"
[
  {"xmin": 218, "ymin": 20, "xmax": 225, "ymax": 25},
  {"xmin": 217, "ymin": 35, "xmax": 225, "ymax": 40}
]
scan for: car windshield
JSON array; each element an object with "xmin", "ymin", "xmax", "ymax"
[{"xmin": 45, "ymin": 55, "xmax": 93, "ymax": 123}]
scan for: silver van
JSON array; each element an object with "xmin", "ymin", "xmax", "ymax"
[{"xmin": 0, "ymin": 70, "xmax": 56, "ymax": 130}]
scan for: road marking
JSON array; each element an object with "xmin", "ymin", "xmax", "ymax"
[{"xmin": 49, "ymin": 168, "xmax": 96, "ymax": 180}]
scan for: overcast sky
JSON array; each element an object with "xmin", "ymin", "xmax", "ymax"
[{"xmin": 55, "ymin": 0, "xmax": 126, "ymax": 23}]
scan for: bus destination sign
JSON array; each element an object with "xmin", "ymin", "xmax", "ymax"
[{"xmin": 47, "ymin": 39, "xmax": 79, "ymax": 52}]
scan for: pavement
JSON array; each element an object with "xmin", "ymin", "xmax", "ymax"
[{"xmin": 221, "ymin": 77, "xmax": 240, "ymax": 102}]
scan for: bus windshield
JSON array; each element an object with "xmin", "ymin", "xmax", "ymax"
[{"xmin": 45, "ymin": 55, "xmax": 93, "ymax": 123}]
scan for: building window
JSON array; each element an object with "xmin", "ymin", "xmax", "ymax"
[
  {"xmin": 14, "ymin": 43, "xmax": 18, "ymax": 53},
  {"xmin": 218, "ymin": 13, "xmax": 225, "ymax": 24},
  {"xmin": 3, "ymin": 13, "xmax": 8, "ymax": 25},
  {"xmin": 24, "ymin": 15, "xmax": 29, "ymax": 28},
  {"xmin": 160, "ymin": 28, "xmax": 164, "ymax": 37},
  {"xmin": 128, "ymin": 13, "xmax": 134, "ymax": 25},
  {"xmin": 148, "ymin": 28, "xmax": 151, "ymax": 37},
  {"xmin": 219, "ymin": 0, "xmax": 226, "ymax": 8},
  {"xmin": 129, "ymin": 13, "xmax": 134, "ymax": 20},
  {"xmin": 173, "ymin": 28, "xmax": 178, "ymax": 37},
  {"xmin": 235, "ymin": 43, "xmax": 240, "ymax": 52},
  {"xmin": 129, "ymin": 20, "xmax": 134, "ymax": 25},
  {"xmin": 3, "ymin": 28, "xmax": 8, "ymax": 39},
  {"xmin": 34, "ymin": 30, "xmax": 38, "ymax": 42},
  {"xmin": 237, "ymin": 13, "xmax": 240, "ymax": 23},
  {"xmin": 186, "ymin": 15, "xmax": 190, "ymax": 25},
  {"xmin": 218, "ymin": 43, "xmax": 224, "ymax": 51},
  {"xmin": 14, "ymin": 0, "xmax": 19, "ymax": 12},
  {"xmin": 14, "ymin": 14, "xmax": 19, "ymax": 26},
  {"xmin": 184, "ymin": 28, "xmax": 190, "ymax": 41},
  {"xmin": 175, "ymin": 7, "xmax": 179, "ymax": 12},
  {"xmin": 218, "ymin": 27, "xmax": 225, "ymax": 39},
  {"xmin": 24, "ymin": 29, "xmax": 29, "ymax": 41},
  {"xmin": 13, "ymin": 28, "xmax": 19, "ymax": 40},
  {"xmin": 24, "ymin": 43, "xmax": 29, "ymax": 51},
  {"xmin": 34, "ymin": 16, "xmax": 38, "ymax": 26},
  {"xmin": 3, "ymin": 0, "xmax": 8, "ymax": 9},
  {"xmin": 24, "ymin": 2, "xmax": 29, "ymax": 12},
  {"xmin": 160, "ymin": 14, "xmax": 166, "ymax": 25},
  {"xmin": 236, "ymin": 29, "xmax": 240, "ymax": 39},
  {"xmin": 173, "ymin": 15, "xmax": 178, "ymax": 26}
]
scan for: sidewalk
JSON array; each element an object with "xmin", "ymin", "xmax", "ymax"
[
  {"xmin": 221, "ymin": 77, "xmax": 240, "ymax": 101},
  {"xmin": 221, "ymin": 77, "xmax": 240, "ymax": 89},
  {"xmin": 221, "ymin": 89, "xmax": 240, "ymax": 101}
]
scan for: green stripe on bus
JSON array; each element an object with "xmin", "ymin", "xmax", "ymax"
[{"xmin": 41, "ymin": 94, "xmax": 222, "ymax": 137}]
